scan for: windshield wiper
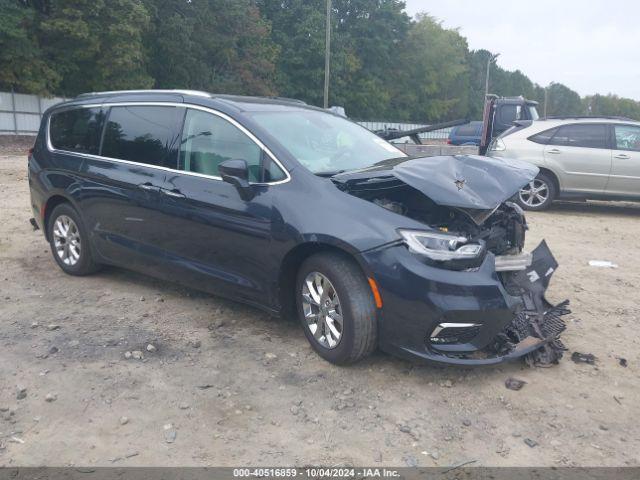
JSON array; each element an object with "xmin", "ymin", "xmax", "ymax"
[{"xmin": 315, "ymin": 170, "xmax": 346, "ymax": 177}]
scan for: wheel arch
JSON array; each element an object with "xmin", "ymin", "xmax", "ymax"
[
  {"xmin": 42, "ymin": 194, "xmax": 77, "ymax": 241},
  {"xmin": 277, "ymin": 239, "xmax": 373, "ymax": 319},
  {"xmin": 537, "ymin": 167, "xmax": 561, "ymax": 193}
]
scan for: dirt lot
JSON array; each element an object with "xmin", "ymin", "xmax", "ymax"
[{"xmin": 1, "ymin": 149, "xmax": 639, "ymax": 467}]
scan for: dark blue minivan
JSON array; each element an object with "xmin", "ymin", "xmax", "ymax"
[
  {"xmin": 448, "ymin": 121, "xmax": 483, "ymax": 146},
  {"xmin": 28, "ymin": 90, "xmax": 568, "ymax": 366}
]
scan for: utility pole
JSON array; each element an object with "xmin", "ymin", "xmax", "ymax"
[
  {"xmin": 323, "ymin": 0, "xmax": 331, "ymax": 108},
  {"xmin": 484, "ymin": 52, "xmax": 500, "ymax": 99},
  {"xmin": 543, "ymin": 85, "xmax": 549, "ymax": 118}
]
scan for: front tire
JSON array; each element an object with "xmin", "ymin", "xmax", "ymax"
[
  {"xmin": 47, "ymin": 203, "xmax": 101, "ymax": 276},
  {"xmin": 296, "ymin": 252, "xmax": 377, "ymax": 364},
  {"xmin": 517, "ymin": 172, "xmax": 557, "ymax": 211}
]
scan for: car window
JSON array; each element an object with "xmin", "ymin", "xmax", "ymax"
[
  {"xmin": 101, "ymin": 106, "xmax": 183, "ymax": 167},
  {"xmin": 499, "ymin": 105, "xmax": 521, "ymax": 125},
  {"xmin": 49, "ymin": 107, "xmax": 105, "ymax": 154},
  {"xmin": 614, "ymin": 125, "xmax": 640, "ymax": 152},
  {"xmin": 528, "ymin": 127, "xmax": 558, "ymax": 145},
  {"xmin": 178, "ymin": 109, "xmax": 284, "ymax": 182},
  {"xmin": 548, "ymin": 124, "xmax": 609, "ymax": 149}
]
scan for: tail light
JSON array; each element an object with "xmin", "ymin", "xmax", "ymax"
[
  {"xmin": 446, "ymin": 139, "xmax": 452, "ymax": 144},
  {"xmin": 28, "ymin": 147, "xmax": 34, "ymax": 155}
]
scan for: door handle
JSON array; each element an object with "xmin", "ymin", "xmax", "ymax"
[
  {"xmin": 138, "ymin": 182, "xmax": 159, "ymax": 191},
  {"xmin": 614, "ymin": 153, "xmax": 631, "ymax": 159},
  {"xmin": 547, "ymin": 148, "xmax": 561, "ymax": 154},
  {"xmin": 162, "ymin": 188, "xmax": 186, "ymax": 199}
]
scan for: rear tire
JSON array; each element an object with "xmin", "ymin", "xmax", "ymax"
[
  {"xmin": 517, "ymin": 172, "xmax": 557, "ymax": 211},
  {"xmin": 296, "ymin": 252, "xmax": 377, "ymax": 364},
  {"xmin": 47, "ymin": 203, "xmax": 101, "ymax": 276}
]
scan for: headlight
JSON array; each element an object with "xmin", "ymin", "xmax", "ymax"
[
  {"xmin": 398, "ymin": 229, "xmax": 484, "ymax": 261},
  {"xmin": 490, "ymin": 138, "xmax": 506, "ymax": 151}
]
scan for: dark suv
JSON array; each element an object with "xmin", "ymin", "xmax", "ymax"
[{"xmin": 29, "ymin": 90, "xmax": 568, "ymax": 366}]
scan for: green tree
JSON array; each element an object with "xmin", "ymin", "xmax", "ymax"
[
  {"xmin": 145, "ymin": 0, "xmax": 278, "ymax": 95},
  {"xmin": 389, "ymin": 14, "xmax": 469, "ymax": 121},
  {"xmin": 0, "ymin": 0, "xmax": 59, "ymax": 94},
  {"xmin": 544, "ymin": 82, "xmax": 583, "ymax": 116},
  {"xmin": 585, "ymin": 94, "xmax": 640, "ymax": 120},
  {"xmin": 257, "ymin": 0, "xmax": 326, "ymax": 103},
  {"xmin": 258, "ymin": 0, "xmax": 410, "ymax": 118},
  {"xmin": 331, "ymin": 0, "xmax": 410, "ymax": 118},
  {"xmin": 37, "ymin": 0, "xmax": 153, "ymax": 96}
]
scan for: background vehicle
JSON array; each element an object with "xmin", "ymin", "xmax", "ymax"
[
  {"xmin": 448, "ymin": 121, "xmax": 483, "ymax": 145},
  {"xmin": 479, "ymin": 95, "xmax": 540, "ymax": 154},
  {"xmin": 489, "ymin": 117, "xmax": 640, "ymax": 210},
  {"xmin": 371, "ymin": 95, "xmax": 538, "ymax": 154}
]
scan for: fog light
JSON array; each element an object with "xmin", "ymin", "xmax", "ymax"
[{"xmin": 430, "ymin": 323, "xmax": 481, "ymax": 344}]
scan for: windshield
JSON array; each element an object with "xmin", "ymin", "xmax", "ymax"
[
  {"xmin": 248, "ymin": 109, "xmax": 406, "ymax": 174},
  {"xmin": 528, "ymin": 105, "xmax": 539, "ymax": 120}
]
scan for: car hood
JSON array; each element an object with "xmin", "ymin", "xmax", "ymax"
[{"xmin": 331, "ymin": 154, "xmax": 539, "ymax": 211}]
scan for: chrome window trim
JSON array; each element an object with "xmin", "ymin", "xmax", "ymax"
[{"xmin": 46, "ymin": 101, "xmax": 291, "ymax": 186}]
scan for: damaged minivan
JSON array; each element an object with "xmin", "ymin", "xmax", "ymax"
[{"xmin": 29, "ymin": 90, "xmax": 569, "ymax": 366}]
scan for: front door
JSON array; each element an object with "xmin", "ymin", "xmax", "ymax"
[
  {"xmin": 543, "ymin": 123, "xmax": 611, "ymax": 193},
  {"xmin": 155, "ymin": 107, "xmax": 287, "ymax": 305},
  {"xmin": 607, "ymin": 124, "xmax": 640, "ymax": 197}
]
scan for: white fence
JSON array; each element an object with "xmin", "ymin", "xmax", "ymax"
[{"xmin": 0, "ymin": 91, "xmax": 67, "ymax": 135}]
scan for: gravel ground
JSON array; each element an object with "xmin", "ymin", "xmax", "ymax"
[{"xmin": 1, "ymin": 152, "xmax": 639, "ymax": 467}]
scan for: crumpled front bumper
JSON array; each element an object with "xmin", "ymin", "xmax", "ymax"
[{"xmin": 362, "ymin": 240, "xmax": 569, "ymax": 366}]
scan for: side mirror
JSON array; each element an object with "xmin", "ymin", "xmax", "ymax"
[{"xmin": 219, "ymin": 159, "xmax": 254, "ymax": 201}]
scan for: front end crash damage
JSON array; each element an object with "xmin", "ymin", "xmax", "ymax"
[
  {"xmin": 333, "ymin": 155, "xmax": 570, "ymax": 366},
  {"xmin": 490, "ymin": 240, "xmax": 569, "ymax": 366}
]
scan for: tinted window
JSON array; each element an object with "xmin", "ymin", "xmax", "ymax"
[
  {"xmin": 614, "ymin": 125, "xmax": 640, "ymax": 152},
  {"xmin": 499, "ymin": 105, "xmax": 522, "ymax": 124},
  {"xmin": 101, "ymin": 106, "xmax": 183, "ymax": 167},
  {"xmin": 548, "ymin": 124, "xmax": 609, "ymax": 149},
  {"xmin": 528, "ymin": 127, "xmax": 558, "ymax": 145},
  {"xmin": 49, "ymin": 108, "xmax": 105, "ymax": 154},
  {"xmin": 179, "ymin": 109, "xmax": 285, "ymax": 182}
]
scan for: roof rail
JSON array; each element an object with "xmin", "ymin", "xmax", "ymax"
[
  {"xmin": 212, "ymin": 94, "xmax": 307, "ymax": 105},
  {"xmin": 267, "ymin": 96, "xmax": 307, "ymax": 105},
  {"xmin": 75, "ymin": 89, "xmax": 212, "ymax": 99},
  {"xmin": 543, "ymin": 115, "xmax": 637, "ymax": 121}
]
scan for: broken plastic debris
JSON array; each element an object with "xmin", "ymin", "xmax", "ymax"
[
  {"xmin": 588, "ymin": 260, "xmax": 618, "ymax": 268},
  {"xmin": 505, "ymin": 377, "xmax": 527, "ymax": 391},
  {"xmin": 571, "ymin": 352, "xmax": 596, "ymax": 365}
]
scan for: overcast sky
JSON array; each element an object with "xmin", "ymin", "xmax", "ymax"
[{"xmin": 403, "ymin": 0, "xmax": 640, "ymax": 100}]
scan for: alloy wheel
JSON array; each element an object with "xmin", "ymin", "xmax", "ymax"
[
  {"xmin": 52, "ymin": 215, "xmax": 81, "ymax": 266},
  {"xmin": 519, "ymin": 179, "xmax": 549, "ymax": 207},
  {"xmin": 301, "ymin": 272, "xmax": 344, "ymax": 349}
]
